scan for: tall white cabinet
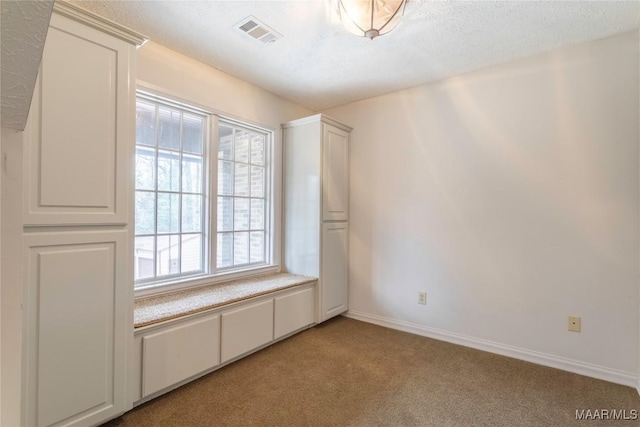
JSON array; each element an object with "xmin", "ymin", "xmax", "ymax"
[
  {"xmin": 21, "ymin": 3, "xmax": 146, "ymax": 426},
  {"xmin": 283, "ymin": 115, "xmax": 351, "ymax": 323}
]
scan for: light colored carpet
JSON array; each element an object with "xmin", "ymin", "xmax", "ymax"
[{"xmin": 104, "ymin": 316, "xmax": 640, "ymax": 426}]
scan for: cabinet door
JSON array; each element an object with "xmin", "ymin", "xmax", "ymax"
[
  {"xmin": 274, "ymin": 286, "xmax": 315, "ymax": 339},
  {"xmin": 142, "ymin": 315, "xmax": 220, "ymax": 397},
  {"xmin": 322, "ymin": 124, "xmax": 349, "ymax": 221},
  {"xmin": 23, "ymin": 13, "xmax": 135, "ymax": 226},
  {"xmin": 22, "ymin": 230, "xmax": 130, "ymax": 427},
  {"xmin": 220, "ymin": 299, "xmax": 274, "ymax": 363},
  {"xmin": 321, "ymin": 222, "xmax": 349, "ymax": 321}
]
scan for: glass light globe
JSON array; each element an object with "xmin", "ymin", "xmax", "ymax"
[{"xmin": 338, "ymin": 0, "xmax": 407, "ymax": 39}]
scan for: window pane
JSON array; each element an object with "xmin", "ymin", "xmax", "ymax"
[
  {"xmin": 217, "ymin": 197, "xmax": 233, "ymax": 232},
  {"xmin": 218, "ymin": 125, "xmax": 233, "ymax": 160},
  {"xmin": 135, "ymin": 96, "xmax": 210, "ymax": 287},
  {"xmin": 217, "ymin": 232, "xmax": 233, "ymax": 268},
  {"xmin": 136, "ymin": 101, "xmax": 156, "ymax": 147},
  {"xmin": 250, "ymin": 199, "xmax": 264, "ymax": 230},
  {"xmin": 218, "ymin": 160, "xmax": 233, "ymax": 196},
  {"xmin": 181, "ymin": 234, "xmax": 202, "ymax": 273},
  {"xmin": 182, "ymin": 155, "xmax": 202, "ymax": 193},
  {"xmin": 234, "ymin": 164, "xmax": 249, "ymax": 196},
  {"xmin": 157, "ymin": 235, "xmax": 180, "ymax": 276},
  {"xmin": 135, "ymin": 147, "xmax": 156, "ymax": 191},
  {"xmin": 234, "ymin": 198, "xmax": 249, "ymax": 231},
  {"xmin": 183, "ymin": 113, "xmax": 203, "ymax": 154},
  {"xmin": 182, "ymin": 194, "xmax": 202, "ymax": 233},
  {"xmin": 158, "ymin": 107, "xmax": 181, "ymax": 150},
  {"xmin": 134, "ymin": 236, "xmax": 155, "ymax": 280},
  {"xmin": 215, "ymin": 121, "xmax": 270, "ymax": 270},
  {"xmin": 234, "ymin": 130, "xmax": 250, "ymax": 163},
  {"xmin": 234, "ymin": 232, "xmax": 249, "ymax": 265},
  {"xmin": 250, "ymin": 231, "xmax": 265, "ymax": 263},
  {"xmin": 135, "ymin": 191, "xmax": 155, "ymax": 235},
  {"xmin": 157, "ymin": 150, "xmax": 180, "ymax": 192},
  {"xmin": 157, "ymin": 193, "xmax": 180, "ymax": 234},
  {"xmin": 250, "ymin": 166, "xmax": 264, "ymax": 198},
  {"xmin": 251, "ymin": 134, "xmax": 265, "ymax": 165}
]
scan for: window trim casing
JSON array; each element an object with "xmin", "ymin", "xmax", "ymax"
[{"xmin": 133, "ymin": 89, "xmax": 278, "ymax": 298}]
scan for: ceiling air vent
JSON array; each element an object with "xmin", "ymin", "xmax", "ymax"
[{"xmin": 235, "ymin": 16, "xmax": 282, "ymax": 44}]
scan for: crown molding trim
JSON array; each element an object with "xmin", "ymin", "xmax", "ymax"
[{"xmin": 53, "ymin": 1, "xmax": 148, "ymax": 46}]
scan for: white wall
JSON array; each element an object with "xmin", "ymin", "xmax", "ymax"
[
  {"xmin": 1, "ymin": 126, "xmax": 24, "ymax": 426},
  {"xmin": 324, "ymin": 31, "xmax": 639, "ymax": 385},
  {"xmin": 137, "ymin": 41, "xmax": 312, "ymax": 128}
]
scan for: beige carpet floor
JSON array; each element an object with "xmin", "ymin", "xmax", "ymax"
[{"xmin": 104, "ymin": 316, "xmax": 640, "ymax": 427}]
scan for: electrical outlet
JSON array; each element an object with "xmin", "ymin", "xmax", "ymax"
[
  {"xmin": 418, "ymin": 291, "xmax": 427, "ymax": 305},
  {"xmin": 568, "ymin": 316, "xmax": 581, "ymax": 333}
]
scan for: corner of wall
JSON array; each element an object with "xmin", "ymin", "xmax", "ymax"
[
  {"xmin": 1, "ymin": 126, "xmax": 24, "ymax": 427},
  {"xmin": 0, "ymin": 126, "xmax": 4, "ymax": 427}
]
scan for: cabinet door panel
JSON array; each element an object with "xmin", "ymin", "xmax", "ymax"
[
  {"xmin": 321, "ymin": 223, "xmax": 348, "ymax": 321},
  {"xmin": 23, "ymin": 13, "xmax": 134, "ymax": 226},
  {"xmin": 221, "ymin": 300, "xmax": 273, "ymax": 363},
  {"xmin": 143, "ymin": 316, "xmax": 220, "ymax": 397},
  {"xmin": 322, "ymin": 124, "xmax": 349, "ymax": 221},
  {"xmin": 23, "ymin": 231, "xmax": 129, "ymax": 427},
  {"xmin": 40, "ymin": 28, "xmax": 115, "ymax": 209},
  {"xmin": 274, "ymin": 286, "xmax": 315, "ymax": 339}
]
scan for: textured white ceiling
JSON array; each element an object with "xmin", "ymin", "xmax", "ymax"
[
  {"xmin": 71, "ymin": 1, "xmax": 639, "ymax": 111},
  {"xmin": 1, "ymin": 0, "xmax": 54, "ymax": 130}
]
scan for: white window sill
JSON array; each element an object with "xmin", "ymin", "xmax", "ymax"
[
  {"xmin": 134, "ymin": 272, "xmax": 317, "ymax": 328},
  {"xmin": 134, "ymin": 265, "xmax": 281, "ymax": 299}
]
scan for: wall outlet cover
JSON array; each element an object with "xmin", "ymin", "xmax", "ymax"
[{"xmin": 568, "ymin": 316, "xmax": 581, "ymax": 333}]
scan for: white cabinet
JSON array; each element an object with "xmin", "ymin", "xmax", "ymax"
[
  {"xmin": 322, "ymin": 125, "xmax": 349, "ymax": 222},
  {"xmin": 321, "ymin": 223, "xmax": 349, "ymax": 319},
  {"xmin": 20, "ymin": 3, "xmax": 146, "ymax": 427},
  {"xmin": 283, "ymin": 114, "xmax": 351, "ymax": 323},
  {"xmin": 23, "ymin": 230, "xmax": 129, "ymax": 427},
  {"xmin": 274, "ymin": 287, "xmax": 315, "ymax": 339},
  {"xmin": 142, "ymin": 315, "xmax": 220, "ymax": 397},
  {"xmin": 131, "ymin": 282, "xmax": 316, "ymax": 403},
  {"xmin": 23, "ymin": 3, "xmax": 143, "ymax": 227},
  {"xmin": 221, "ymin": 299, "xmax": 274, "ymax": 363}
]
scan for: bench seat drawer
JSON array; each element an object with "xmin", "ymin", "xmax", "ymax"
[{"xmin": 142, "ymin": 315, "xmax": 220, "ymax": 397}]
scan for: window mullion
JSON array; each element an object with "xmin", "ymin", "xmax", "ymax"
[
  {"xmin": 200, "ymin": 117, "xmax": 208, "ymax": 276},
  {"xmin": 178, "ymin": 111, "xmax": 184, "ymax": 275},
  {"xmin": 210, "ymin": 115, "xmax": 219, "ymax": 275},
  {"xmin": 153, "ymin": 103, "xmax": 160, "ymax": 280},
  {"xmin": 230, "ymin": 129, "xmax": 236, "ymax": 268}
]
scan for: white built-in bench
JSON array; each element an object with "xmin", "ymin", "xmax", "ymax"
[
  {"xmin": 131, "ymin": 273, "xmax": 317, "ymax": 404},
  {"xmin": 134, "ymin": 273, "xmax": 317, "ymax": 327}
]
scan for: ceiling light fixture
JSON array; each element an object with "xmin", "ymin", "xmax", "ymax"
[{"xmin": 338, "ymin": 0, "xmax": 407, "ymax": 40}]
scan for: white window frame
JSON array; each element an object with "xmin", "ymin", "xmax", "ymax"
[
  {"xmin": 214, "ymin": 117, "xmax": 272, "ymax": 272},
  {"xmin": 134, "ymin": 91, "xmax": 278, "ymax": 297},
  {"xmin": 134, "ymin": 94, "xmax": 210, "ymax": 287}
]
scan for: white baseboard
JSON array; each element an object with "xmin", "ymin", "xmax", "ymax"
[{"xmin": 344, "ymin": 310, "xmax": 637, "ymax": 388}]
